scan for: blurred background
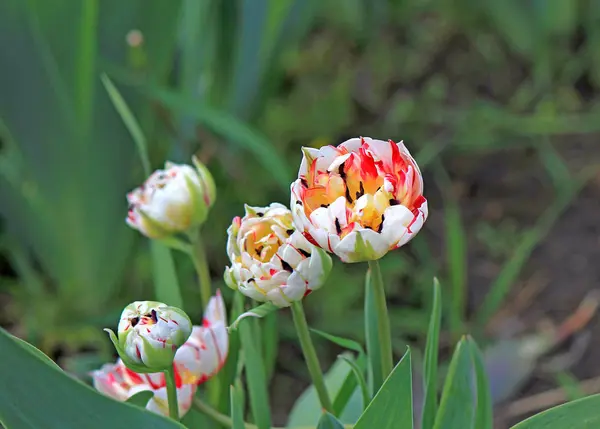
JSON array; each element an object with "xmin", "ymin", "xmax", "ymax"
[{"xmin": 1, "ymin": 0, "xmax": 600, "ymax": 427}]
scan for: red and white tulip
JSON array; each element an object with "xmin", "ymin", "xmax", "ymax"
[
  {"xmin": 224, "ymin": 203, "xmax": 332, "ymax": 307},
  {"xmin": 290, "ymin": 137, "xmax": 428, "ymax": 263}
]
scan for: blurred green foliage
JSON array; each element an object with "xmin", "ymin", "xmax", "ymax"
[{"xmin": 1, "ymin": 0, "xmax": 598, "ymax": 392}]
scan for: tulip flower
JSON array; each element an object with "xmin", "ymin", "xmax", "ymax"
[
  {"xmin": 290, "ymin": 137, "xmax": 428, "ymax": 263},
  {"xmin": 105, "ymin": 301, "xmax": 192, "ymax": 373},
  {"xmin": 224, "ymin": 203, "xmax": 332, "ymax": 307},
  {"xmin": 126, "ymin": 156, "xmax": 216, "ymax": 239},
  {"xmin": 93, "ymin": 293, "xmax": 229, "ymax": 417}
]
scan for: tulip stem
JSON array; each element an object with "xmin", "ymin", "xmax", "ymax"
[
  {"xmin": 368, "ymin": 259, "xmax": 394, "ymax": 380},
  {"xmin": 189, "ymin": 230, "xmax": 212, "ymax": 310},
  {"xmin": 164, "ymin": 366, "xmax": 179, "ymax": 421},
  {"xmin": 290, "ymin": 300, "xmax": 334, "ymax": 414}
]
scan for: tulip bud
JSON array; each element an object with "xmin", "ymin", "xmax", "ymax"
[
  {"xmin": 105, "ymin": 301, "xmax": 192, "ymax": 373},
  {"xmin": 224, "ymin": 203, "xmax": 332, "ymax": 307},
  {"xmin": 126, "ymin": 156, "xmax": 216, "ymax": 239}
]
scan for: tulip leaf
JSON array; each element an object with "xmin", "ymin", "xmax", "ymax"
[
  {"xmin": 230, "ymin": 385, "xmax": 246, "ymax": 429},
  {"xmin": 126, "ymin": 391, "xmax": 154, "ymax": 407},
  {"xmin": 332, "ymin": 353, "xmax": 367, "ymax": 418},
  {"xmin": 509, "ymin": 393, "xmax": 600, "ymax": 428},
  {"xmin": 310, "ymin": 329, "xmax": 365, "ymax": 355},
  {"xmin": 230, "ymin": 302, "xmax": 279, "ymax": 330},
  {"xmin": 468, "ymin": 337, "xmax": 493, "ymax": 429},
  {"xmin": 421, "ymin": 278, "xmax": 442, "ymax": 429},
  {"xmin": 0, "ymin": 328, "xmax": 186, "ymax": 429},
  {"xmin": 354, "ymin": 349, "xmax": 413, "ymax": 429},
  {"xmin": 11, "ymin": 335, "xmax": 60, "ymax": 369},
  {"xmin": 316, "ymin": 412, "xmax": 346, "ymax": 429},
  {"xmin": 432, "ymin": 337, "xmax": 475, "ymax": 429},
  {"xmin": 337, "ymin": 355, "xmax": 369, "ymax": 411},
  {"xmin": 288, "ymin": 353, "xmax": 363, "ymax": 427},
  {"xmin": 238, "ymin": 318, "xmax": 272, "ymax": 429}
]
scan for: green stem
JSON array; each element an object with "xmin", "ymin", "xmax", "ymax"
[
  {"xmin": 189, "ymin": 230, "xmax": 212, "ymax": 311},
  {"xmin": 164, "ymin": 366, "xmax": 179, "ymax": 421},
  {"xmin": 368, "ymin": 259, "xmax": 394, "ymax": 379},
  {"xmin": 290, "ymin": 301, "xmax": 334, "ymax": 413},
  {"xmin": 193, "ymin": 399, "xmax": 353, "ymax": 429}
]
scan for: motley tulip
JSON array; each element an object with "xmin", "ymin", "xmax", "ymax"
[
  {"xmin": 126, "ymin": 156, "xmax": 216, "ymax": 239},
  {"xmin": 106, "ymin": 301, "xmax": 192, "ymax": 372},
  {"xmin": 93, "ymin": 293, "xmax": 229, "ymax": 417},
  {"xmin": 290, "ymin": 137, "xmax": 428, "ymax": 263},
  {"xmin": 224, "ymin": 203, "xmax": 332, "ymax": 307}
]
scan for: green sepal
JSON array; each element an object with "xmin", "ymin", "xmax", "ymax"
[
  {"xmin": 103, "ymin": 329, "xmax": 157, "ymax": 374},
  {"xmin": 192, "ymin": 155, "xmax": 216, "ymax": 207},
  {"xmin": 183, "ymin": 172, "xmax": 208, "ymax": 226}
]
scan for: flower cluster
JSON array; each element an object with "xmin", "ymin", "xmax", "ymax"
[{"xmin": 93, "ymin": 293, "xmax": 228, "ymax": 417}]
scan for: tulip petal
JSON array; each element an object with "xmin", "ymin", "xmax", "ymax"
[
  {"xmin": 381, "ymin": 204, "xmax": 415, "ymax": 248},
  {"xmin": 339, "ymin": 137, "xmax": 364, "ymax": 153},
  {"xmin": 335, "ymin": 228, "xmax": 389, "ymax": 262}
]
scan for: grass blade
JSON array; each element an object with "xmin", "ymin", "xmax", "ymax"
[
  {"xmin": 100, "ymin": 73, "xmax": 150, "ymax": 175},
  {"xmin": 510, "ymin": 394, "xmax": 600, "ymax": 429},
  {"xmin": 421, "ymin": 278, "xmax": 442, "ymax": 429},
  {"xmin": 101, "ymin": 73, "xmax": 182, "ymax": 308}
]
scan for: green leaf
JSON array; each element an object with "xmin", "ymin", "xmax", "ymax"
[
  {"xmin": 337, "ymin": 355, "xmax": 369, "ymax": 411},
  {"xmin": 150, "ymin": 242, "xmax": 184, "ymax": 310},
  {"xmin": 0, "ymin": 328, "xmax": 185, "ymax": 429},
  {"xmin": 332, "ymin": 353, "xmax": 367, "ymax": 418},
  {"xmin": 310, "ymin": 329, "xmax": 365, "ymax": 354},
  {"xmin": 238, "ymin": 318, "xmax": 272, "ymax": 429},
  {"xmin": 262, "ymin": 311, "xmax": 279, "ymax": 381},
  {"xmin": 467, "ymin": 337, "xmax": 493, "ymax": 429},
  {"xmin": 433, "ymin": 338, "xmax": 475, "ymax": 429},
  {"xmin": 230, "ymin": 302, "xmax": 279, "ymax": 330},
  {"xmin": 421, "ymin": 278, "xmax": 442, "ymax": 429},
  {"xmin": 11, "ymin": 335, "xmax": 60, "ymax": 369},
  {"xmin": 288, "ymin": 353, "xmax": 363, "ymax": 427},
  {"xmin": 316, "ymin": 412, "xmax": 346, "ymax": 429},
  {"xmin": 126, "ymin": 390, "xmax": 154, "ymax": 407},
  {"xmin": 101, "ymin": 73, "xmax": 183, "ymax": 310},
  {"xmin": 230, "ymin": 385, "xmax": 246, "ymax": 429},
  {"xmin": 509, "ymin": 394, "xmax": 600, "ymax": 429},
  {"xmin": 364, "ymin": 269, "xmax": 383, "ymax": 395},
  {"xmin": 354, "ymin": 349, "xmax": 413, "ymax": 429},
  {"xmin": 100, "ymin": 73, "xmax": 151, "ymax": 174},
  {"xmin": 145, "ymin": 87, "xmax": 291, "ymax": 188}
]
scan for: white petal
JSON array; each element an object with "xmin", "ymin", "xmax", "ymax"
[
  {"xmin": 306, "ymin": 245, "xmax": 332, "ymax": 290},
  {"xmin": 327, "ymin": 153, "xmax": 352, "ymax": 172},
  {"xmin": 265, "ymin": 288, "xmax": 293, "ymax": 307},
  {"xmin": 309, "ymin": 207, "xmax": 336, "ymax": 233},
  {"xmin": 91, "ymin": 363, "xmax": 131, "ymax": 400},
  {"xmin": 381, "ymin": 204, "xmax": 414, "ymax": 248},
  {"xmin": 203, "ymin": 291, "xmax": 227, "ymax": 325},
  {"xmin": 298, "ymin": 147, "xmax": 321, "ymax": 176},
  {"xmin": 334, "ymin": 228, "xmax": 389, "ymax": 262},
  {"xmin": 395, "ymin": 201, "xmax": 428, "ymax": 248},
  {"xmin": 278, "ymin": 242, "xmax": 304, "ymax": 269},
  {"xmin": 339, "ymin": 137, "xmax": 364, "ymax": 153},
  {"xmin": 362, "ymin": 138, "xmax": 392, "ymax": 163},
  {"xmin": 328, "ymin": 196, "xmax": 349, "ymax": 227}
]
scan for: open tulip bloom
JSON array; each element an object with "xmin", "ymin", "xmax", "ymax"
[
  {"xmin": 93, "ymin": 293, "xmax": 228, "ymax": 417},
  {"xmin": 126, "ymin": 157, "xmax": 216, "ymax": 239},
  {"xmin": 290, "ymin": 137, "xmax": 428, "ymax": 262},
  {"xmin": 224, "ymin": 203, "xmax": 332, "ymax": 307}
]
